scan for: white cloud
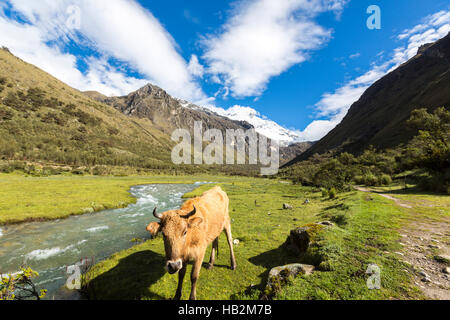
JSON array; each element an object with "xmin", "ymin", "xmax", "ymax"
[
  {"xmin": 296, "ymin": 9, "xmax": 450, "ymax": 141},
  {"xmin": 201, "ymin": 0, "xmax": 349, "ymax": 98},
  {"xmin": 0, "ymin": 0, "xmax": 207, "ymax": 101},
  {"xmin": 187, "ymin": 54, "xmax": 205, "ymax": 78}
]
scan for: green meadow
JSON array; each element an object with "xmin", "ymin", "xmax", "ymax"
[
  {"xmin": 1, "ymin": 173, "xmax": 447, "ymax": 300},
  {"xmin": 81, "ymin": 178, "xmax": 442, "ymax": 300}
]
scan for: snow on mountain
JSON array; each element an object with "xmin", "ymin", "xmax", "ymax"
[
  {"xmin": 207, "ymin": 105, "xmax": 304, "ymax": 145},
  {"xmin": 177, "ymin": 100, "xmax": 303, "ymax": 145}
]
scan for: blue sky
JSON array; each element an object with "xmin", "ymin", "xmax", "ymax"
[{"xmin": 0, "ymin": 0, "xmax": 449, "ymax": 142}]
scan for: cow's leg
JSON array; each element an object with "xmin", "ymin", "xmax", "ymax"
[
  {"xmin": 189, "ymin": 251, "xmax": 205, "ymax": 300},
  {"xmin": 224, "ymin": 223, "xmax": 237, "ymax": 270},
  {"xmin": 207, "ymin": 238, "xmax": 219, "ymax": 270},
  {"xmin": 173, "ymin": 263, "xmax": 187, "ymax": 300}
]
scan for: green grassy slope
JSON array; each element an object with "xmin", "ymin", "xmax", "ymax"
[{"xmin": 0, "ymin": 48, "xmax": 175, "ymax": 169}]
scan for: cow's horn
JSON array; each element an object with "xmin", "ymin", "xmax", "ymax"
[
  {"xmin": 153, "ymin": 207, "xmax": 163, "ymax": 219},
  {"xmin": 181, "ymin": 206, "xmax": 196, "ymax": 219}
]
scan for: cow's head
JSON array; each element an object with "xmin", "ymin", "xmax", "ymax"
[{"xmin": 146, "ymin": 206, "xmax": 202, "ymax": 274}]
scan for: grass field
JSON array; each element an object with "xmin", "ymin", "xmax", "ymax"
[
  {"xmin": 82, "ymin": 179, "xmax": 433, "ymax": 300},
  {"xmin": 0, "ymin": 173, "xmax": 254, "ymax": 225},
  {"xmin": 2, "ymin": 173, "xmax": 446, "ymax": 300}
]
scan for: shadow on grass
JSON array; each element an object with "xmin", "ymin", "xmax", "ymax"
[
  {"xmin": 231, "ymin": 244, "xmax": 300, "ymax": 299},
  {"xmin": 373, "ymin": 186, "xmax": 446, "ymax": 196},
  {"xmin": 83, "ymin": 250, "xmax": 167, "ymax": 300}
]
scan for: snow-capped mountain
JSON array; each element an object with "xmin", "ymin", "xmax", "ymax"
[
  {"xmin": 177, "ymin": 100, "xmax": 303, "ymax": 145},
  {"xmin": 204, "ymin": 105, "xmax": 303, "ymax": 145}
]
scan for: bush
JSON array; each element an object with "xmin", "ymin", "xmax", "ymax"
[
  {"xmin": 363, "ymin": 174, "xmax": 378, "ymax": 186},
  {"xmin": 354, "ymin": 175, "xmax": 364, "ymax": 185},
  {"xmin": 0, "ymin": 107, "xmax": 13, "ymax": 121},
  {"xmin": 321, "ymin": 188, "xmax": 329, "ymax": 198},
  {"xmin": 328, "ymin": 187, "xmax": 337, "ymax": 199},
  {"xmin": 380, "ymin": 174, "xmax": 392, "ymax": 186},
  {"xmin": 0, "ymin": 165, "xmax": 13, "ymax": 173}
]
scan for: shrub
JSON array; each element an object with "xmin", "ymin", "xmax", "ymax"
[
  {"xmin": 363, "ymin": 173, "xmax": 378, "ymax": 186},
  {"xmin": 3, "ymin": 92, "xmax": 24, "ymax": 111},
  {"xmin": 328, "ymin": 187, "xmax": 337, "ymax": 199},
  {"xmin": 321, "ymin": 188, "xmax": 329, "ymax": 198},
  {"xmin": 353, "ymin": 175, "xmax": 364, "ymax": 185},
  {"xmin": 0, "ymin": 165, "xmax": 14, "ymax": 173},
  {"xmin": 0, "ymin": 107, "xmax": 13, "ymax": 121},
  {"xmin": 380, "ymin": 174, "xmax": 392, "ymax": 186}
]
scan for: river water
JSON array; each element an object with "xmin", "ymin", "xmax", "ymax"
[{"xmin": 0, "ymin": 183, "xmax": 199, "ymax": 300}]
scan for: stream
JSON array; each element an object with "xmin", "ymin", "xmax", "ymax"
[{"xmin": 0, "ymin": 183, "xmax": 201, "ymax": 300}]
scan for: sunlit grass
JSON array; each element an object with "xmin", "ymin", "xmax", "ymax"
[{"xmin": 83, "ymin": 179, "xmax": 426, "ymax": 300}]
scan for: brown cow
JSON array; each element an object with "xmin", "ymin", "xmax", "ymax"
[{"xmin": 146, "ymin": 186, "xmax": 236, "ymax": 300}]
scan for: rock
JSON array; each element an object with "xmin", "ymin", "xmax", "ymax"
[
  {"xmin": 428, "ymin": 244, "xmax": 440, "ymax": 249},
  {"xmin": 421, "ymin": 277, "xmax": 431, "ymax": 283},
  {"xmin": 419, "ymin": 271, "xmax": 428, "ymax": 277},
  {"xmin": 266, "ymin": 264, "xmax": 314, "ymax": 292},
  {"xmin": 233, "ymin": 239, "xmax": 240, "ymax": 245},
  {"xmin": 319, "ymin": 221, "xmax": 334, "ymax": 227},
  {"xmin": 434, "ymin": 254, "xmax": 450, "ymax": 265},
  {"xmin": 304, "ymin": 199, "xmax": 310, "ymax": 205},
  {"xmin": 443, "ymin": 267, "xmax": 450, "ymax": 274},
  {"xmin": 284, "ymin": 223, "xmax": 326, "ymax": 255},
  {"xmin": 267, "ymin": 212, "xmax": 271, "ymax": 216},
  {"xmin": 283, "ymin": 203, "xmax": 293, "ymax": 210}
]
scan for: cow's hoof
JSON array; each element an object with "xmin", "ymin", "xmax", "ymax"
[
  {"xmin": 230, "ymin": 264, "xmax": 237, "ymax": 271},
  {"xmin": 206, "ymin": 263, "xmax": 214, "ymax": 270}
]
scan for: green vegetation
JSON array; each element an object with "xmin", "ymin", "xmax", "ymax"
[
  {"xmin": 0, "ymin": 173, "xmax": 256, "ymax": 225},
  {"xmin": 1, "ymin": 267, "xmax": 47, "ymax": 300},
  {"xmin": 281, "ymin": 107, "xmax": 449, "ymax": 195},
  {"xmin": 0, "ymin": 48, "xmax": 258, "ymax": 176},
  {"xmin": 82, "ymin": 178, "xmax": 431, "ymax": 300}
]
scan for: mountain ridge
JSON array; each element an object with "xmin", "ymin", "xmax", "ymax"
[{"xmin": 284, "ymin": 32, "xmax": 450, "ymax": 167}]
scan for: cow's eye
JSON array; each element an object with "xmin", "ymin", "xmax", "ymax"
[{"xmin": 183, "ymin": 230, "xmax": 187, "ymax": 236}]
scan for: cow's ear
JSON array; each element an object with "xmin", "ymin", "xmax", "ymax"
[
  {"xmin": 188, "ymin": 217, "xmax": 203, "ymax": 228},
  {"xmin": 146, "ymin": 222, "xmax": 161, "ymax": 237}
]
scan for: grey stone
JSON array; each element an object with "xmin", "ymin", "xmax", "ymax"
[
  {"xmin": 419, "ymin": 271, "xmax": 428, "ymax": 277},
  {"xmin": 267, "ymin": 264, "xmax": 314, "ymax": 289},
  {"xmin": 284, "ymin": 224, "xmax": 325, "ymax": 255},
  {"xmin": 283, "ymin": 203, "xmax": 293, "ymax": 210}
]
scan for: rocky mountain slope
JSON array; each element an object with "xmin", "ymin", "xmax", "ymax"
[
  {"xmin": 84, "ymin": 85, "xmax": 253, "ymax": 136},
  {"xmin": 285, "ymin": 32, "xmax": 450, "ymax": 166},
  {"xmin": 85, "ymin": 85, "xmax": 311, "ymax": 162}
]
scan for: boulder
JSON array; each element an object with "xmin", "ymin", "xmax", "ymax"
[
  {"xmin": 284, "ymin": 223, "xmax": 327, "ymax": 255},
  {"xmin": 283, "ymin": 203, "xmax": 293, "ymax": 210},
  {"xmin": 265, "ymin": 264, "xmax": 314, "ymax": 297}
]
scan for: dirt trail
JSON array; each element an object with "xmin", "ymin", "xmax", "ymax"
[{"xmin": 355, "ymin": 186, "xmax": 450, "ymax": 300}]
